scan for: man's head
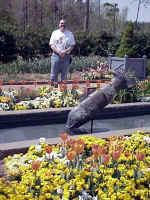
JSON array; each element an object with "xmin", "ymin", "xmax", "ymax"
[{"xmin": 59, "ymin": 19, "xmax": 66, "ymax": 32}]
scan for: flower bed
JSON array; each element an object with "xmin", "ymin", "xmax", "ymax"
[
  {"xmin": 0, "ymin": 131, "xmax": 150, "ymax": 200},
  {"xmin": 80, "ymin": 62, "xmax": 113, "ymax": 81},
  {"xmin": 0, "ymin": 85, "xmax": 83, "ymax": 111},
  {"xmin": 1, "ymin": 79, "xmax": 150, "ymax": 111}
]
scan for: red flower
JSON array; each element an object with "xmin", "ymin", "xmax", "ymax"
[
  {"xmin": 92, "ymin": 144, "xmax": 101, "ymax": 159},
  {"xmin": 26, "ymin": 87, "xmax": 31, "ymax": 92},
  {"xmin": 136, "ymin": 152, "xmax": 145, "ymax": 161},
  {"xmin": 45, "ymin": 145, "xmax": 52, "ymax": 154},
  {"xmin": 100, "ymin": 146, "xmax": 108, "ymax": 155},
  {"xmin": 101, "ymin": 154, "xmax": 110, "ymax": 164}
]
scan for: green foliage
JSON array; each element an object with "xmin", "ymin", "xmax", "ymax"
[
  {"xmin": 0, "ymin": 30, "xmax": 18, "ymax": 63},
  {"xmin": 0, "ymin": 56, "xmax": 107, "ymax": 80},
  {"xmin": 70, "ymin": 56, "xmax": 107, "ymax": 72},
  {"xmin": 113, "ymin": 88, "xmax": 138, "ymax": 104},
  {"xmin": 0, "ymin": 57, "xmax": 50, "ymax": 77},
  {"xmin": 73, "ymin": 31, "xmax": 113, "ymax": 57},
  {"xmin": 115, "ymin": 22, "xmax": 137, "ymax": 58},
  {"xmin": 16, "ymin": 30, "xmax": 50, "ymax": 60}
]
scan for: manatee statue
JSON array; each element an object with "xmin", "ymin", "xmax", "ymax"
[{"xmin": 65, "ymin": 72, "xmax": 136, "ymax": 135}]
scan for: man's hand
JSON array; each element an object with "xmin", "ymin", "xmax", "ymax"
[{"xmin": 59, "ymin": 50, "xmax": 66, "ymax": 58}]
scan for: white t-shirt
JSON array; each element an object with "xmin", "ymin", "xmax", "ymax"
[{"xmin": 50, "ymin": 29, "xmax": 75, "ymax": 51}]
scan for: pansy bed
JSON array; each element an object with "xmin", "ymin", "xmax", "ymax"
[{"xmin": 0, "ymin": 131, "xmax": 150, "ymax": 200}]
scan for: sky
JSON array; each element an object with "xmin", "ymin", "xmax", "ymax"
[{"xmin": 102, "ymin": 0, "xmax": 150, "ymax": 22}]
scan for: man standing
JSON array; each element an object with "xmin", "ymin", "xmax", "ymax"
[{"xmin": 49, "ymin": 19, "xmax": 75, "ymax": 86}]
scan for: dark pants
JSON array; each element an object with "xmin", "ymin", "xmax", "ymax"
[{"xmin": 50, "ymin": 53, "xmax": 71, "ymax": 85}]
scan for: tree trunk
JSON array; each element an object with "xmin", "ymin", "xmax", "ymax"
[
  {"xmin": 99, "ymin": 0, "xmax": 100, "ymax": 17},
  {"xmin": 84, "ymin": 0, "xmax": 89, "ymax": 32},
  {"xmin": 40, "ymin": 0, "xmax": 43, "ymax": 26},
  {"xmin": 135, "ymin": 0, "xmax": 141, "ymax": 24}
]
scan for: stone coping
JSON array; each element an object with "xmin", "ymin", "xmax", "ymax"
[
  {"xmin": 1, "ymin": 79, "xmax": 110, "ymax": 85},
  {"xmin": 0, "ymin": 126, "xmax": 150, "ymax": 160},
  {"xmin": 0, "ymin": 102, "xmax": 150, "ymax": 129}
]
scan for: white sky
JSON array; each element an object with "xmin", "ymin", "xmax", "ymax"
[{"xmin": 103, "ymin": 0, "xmax": 150, "ymax": 22}]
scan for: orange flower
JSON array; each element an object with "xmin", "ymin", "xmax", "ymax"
[
  {"xmin": 136, "ymin": 152, "xmax": 145, "ymax": 161},
  {"xmin": 112, "ymin": 150, "xmax": 121, "ymax": 160},
  {"xmin": 114, "ymin": 144, "xmax": 123, "ymax": 152},
  {"xmin": 45, "ymin": 145, "xmax": 52, "ymax": 154},
  {"xmin": 31, "ymin": 160, "xmax": 41, "ymax": 171},
  {"xmin": 19, "ymin": 80, "xmax": 25, "ymax": 85},
  {"xmin": 9, "ymin": 80, "xmax": 15, "ymax": 85},
  {"xmin": 0, "ymin": 80, "xmax": 3, "ymax": 85},
  {"xmin": 85, "ymin": 81, "xmax": 90, "ymax": 87},
  {"xmin": 101, "ymin": 154, "xmax": 110, "ymax": 164},
  {"xmin": 72, "ymin": 139, "xmax": 85, "ymax": 154},
  {"xmin": 72, "ymin": 84, "xmax": 79, "ymax": 90},
  {"xmin": 60, "ymin": 133, "xmax": 68, "ymax": 142},
  {"xmin": 124, "ymin": 151, "xmax": 130, "ymax": 157},
  {"xmin": 96, "ymin": 83, "xmax": 101, "ymax": 88},
  {"xmin": 66, "ymin": 138, "xmax": 76, "ymax": 148},
  {"xmin": 48, "ymin": 80, "xmax": 51, "ymax": 85},
  {"xmin": 73, "ymin": 79, "xmax": 79, "ymax": 83},
  {"xmin": 54, "ymin": 82, "xmax": 58, "ymax": 86},
  {"xmin": 97, "ymin": 80, "xmax": 102, "ymax": 83},
  {"xmin": 49, "ymin": 86, "xmax": 54, "ymax": 91},
  {"xmin": 85, "ymin": 156, "xmax": 94, "ymax": 163},
  {"xmin": 34, "ymin": 81, "xmax": 37, "ymax": 87},
  {"xmin": 67, "ymin": 150, "xmax": 76, "ymax": 161}
]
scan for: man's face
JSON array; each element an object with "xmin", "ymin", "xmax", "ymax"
[{"xmin": 59, "ymin": 20, "xmax": 66, "ymax": 31}]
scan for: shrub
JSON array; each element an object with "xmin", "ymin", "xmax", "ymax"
[{"xmin": 115, "ymin": 22, "xmax": 137, "ymax": 58}]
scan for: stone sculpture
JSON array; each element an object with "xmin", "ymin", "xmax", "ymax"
[{"xmin": 65, "ymin": 71, "xmax": 136, "ymax": 135}]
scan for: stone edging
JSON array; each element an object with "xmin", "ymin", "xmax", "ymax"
[
  {"xmin": 0, "ymin": 126, "xmax": 150, "ymax": 160},
  {"xmin": 0, "ymin": 102, "xmax": 150, "ymax": 129}
]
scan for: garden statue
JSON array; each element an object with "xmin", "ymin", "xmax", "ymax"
[{"xmin": 65, "ymin": 71, "xmax": 136, "ymax": 135}]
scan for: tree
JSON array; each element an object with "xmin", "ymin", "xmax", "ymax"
[
  {"xmin": 104, "ymin": 3, "xmax": 119, "ymax": 35},
  {"xmin": 115, "ymin": 22, "xmax": 137, "ymax": 57}
]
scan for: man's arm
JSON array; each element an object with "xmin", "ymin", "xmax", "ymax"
[
  {"xmin": 50, "ymin": 44, "xmax": 62, "ymax": 56},
  {"xmin": 64, "ymin": 45, "xmax": 75, "ymax": 54},
  {"xmin": 51, "ymin": 44, "xmax": 74, "ymax": 58}
]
